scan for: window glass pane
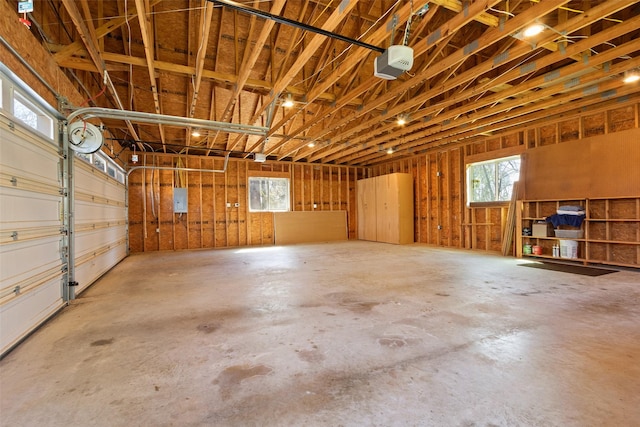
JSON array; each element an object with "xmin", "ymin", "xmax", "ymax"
[
  {"xmin": 14, "ymin": 97, "xmax": 38, "ymax": 129},
  {"xmin": 94, "ymin": 155, "xmax": 106, "ymax": 172},
  {"xmin": 469, "ymin": 162, "xmax": 496, "ymax": 202},
  {"xmin": 497, "ymin": 158, "xmax": 521, "ymax": 201},
  {"xmin": 75, "ymin": 152, "xmax": 91, "ymax": 163},
  {"xmin": 249, "ymin": 177, "xmax": 290, "ymax": 212},
  {"xmin": 468, "ymin": 155, "xmax": 520, "ymax": 203},
  {"xmin": 268, "ymin": 178, "xmax": 288, "ymax": 211},
  {"xmin": 107, "ymin": 164, "xmax": 116, "ymax": 178}
]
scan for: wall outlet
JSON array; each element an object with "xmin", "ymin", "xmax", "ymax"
[
  {"xmin": 226, "ymin": 202, "xmax": 231, "ymax": 208},
  {"xmin": 234, "ymin": 202, "xmax": 240, "ymax": 208},
  {"xmin": 313, "ymin": 203, "xmax": 317, "ymax": 209}
]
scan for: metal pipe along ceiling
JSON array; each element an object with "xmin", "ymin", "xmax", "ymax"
[{"xmin": 66, "ymin": 107, "xmax": 269, "ymax": 136}]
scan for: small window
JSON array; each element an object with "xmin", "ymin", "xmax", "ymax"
[
  {"xmin": 107, "ymin": 164, "xmax": 116, "ymax": 179},
  {"xmin": 13, "ymin": 97, "xmax": 38, "ymax": 129},
  {"xmin": 249, "ymin": 177, "xmax": 290, "ymax": 212},
  {"xmin": 93, "ymin": 154, "xmax": 106, "ymax": 172},
  {"xmin": 467, "ymin": 155, "xmax": 521, "ymax": 204},
  {"xmin": 75, "ymin": 152, "xmax": 91, "ymax": 163},
  {"xmin": 12, "ymin": 93, "xmax": 54, "ymax": 138}
]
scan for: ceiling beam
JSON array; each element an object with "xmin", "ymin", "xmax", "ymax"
[
  {"xmin": 189, "ymin": 1, "xmax": 215, "ymax": 118},
  {"xmin": 60, "ymin": 0, "xmax": 140, "ymax": 141},
  {"xmin": 301, "ymin": 0, "xmax": 571, "ymax": 162}
]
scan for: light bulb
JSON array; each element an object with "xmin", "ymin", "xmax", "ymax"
[
  {"xmin": 623, "ymin": 71, "xmax": 640, "ymax": 84},
  {"xmin": 191, "ymin": 129, "xmax": 201, "ymax": 137},
  {"xmin": 283, "ymin": 95, "xmax": 294, "ymax": 108},
  {"xmin": 523, "ymin": 24, "xmax": 545, "ymax": 38}
]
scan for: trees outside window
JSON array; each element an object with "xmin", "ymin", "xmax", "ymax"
[
  {"xmin": 249, "ymin": 177, "xmax": 290, "ymax": 212},
  {"xmin": 467, "ymin": 155, "xmax": 521, "ymax": 204}
]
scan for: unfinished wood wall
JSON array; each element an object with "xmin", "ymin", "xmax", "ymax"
[
  {"xmin": 373, "ymin": 101, "xmax": 640, "ymax": 253},
  {"xmin": 128, "ymin": 154, "xmax": 366, "ymax": 252},
  {"xmin": 128, "ymin": 101, "xmax": 638, "ymax": 254}
]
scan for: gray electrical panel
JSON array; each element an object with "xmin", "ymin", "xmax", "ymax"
[{"xmin": 173, "ymin": 188, "xmax": 188, "ymax": 213}]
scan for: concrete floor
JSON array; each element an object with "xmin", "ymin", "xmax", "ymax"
[{"xmin": 1, "ymin": 241, "xmax": 639, "ymax": 426}]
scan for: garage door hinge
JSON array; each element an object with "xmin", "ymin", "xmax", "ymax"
[
  {"xmin": 11, "ymin": 231, "xmax": 18, "ymax": 241},
  {"xmin": 60, "ymin": 227, "xmax": 68, "ymax": 235},
  {"xmin": 10, "ymin": 177, "xmax": 17, "ymax": 186},
  {"xmin": 68, "ymin": 281, "xmax": 78, "ymax": 287},
  {"xmin": 8, "ymin": 121, "xmax": 15, "ymax": 130}
]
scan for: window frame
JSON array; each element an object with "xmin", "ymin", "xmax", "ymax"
[
  {"xmin": 248, "ymin": 176, "xmax": 291, "ymax": 212},
  {"xmin": 466, "ymin": 154, "xmax": 521, "ymax": 207}
]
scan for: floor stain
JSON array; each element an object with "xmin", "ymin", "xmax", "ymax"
[
  {"xmin": 378, "ymin": 336, "xmax": 407, "ymax": 348},
  {"xmin": 435, "ymin": 292, "xmax": 450, "ymax": 297},
  {"xmin": 213, "ymin": 364, "xmax": 273, "ymax": 399},
  {"xmin": 90, "ymin": 338, "xmax": 114, "ymax": 346},
  {"xmin": 197, "ymin": 322, "xmax": 220, "ymax": 333},
  {"xmin": 296, "ymin": 348, "xmax": 325, "ymax": 363}
]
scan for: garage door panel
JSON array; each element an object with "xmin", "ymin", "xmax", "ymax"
[
  {"xmin": 75, "ymin": 202, "xmax": 125, "ymax": 222},
  {"xmin": 0, "ymin": 278, "xmax": 62, "ymax": 353},
  {"xmin": 1, "ymin": 237, "xmax": 63, "ymax": 287},
  {"xmin": 1, "ymin": 125, "xmax": 60, "ymax": 183},
  {"xmin": 75, "ymin": 244, "xmax": 126, "ymax": 293},
  {"xmin": 75, "ymin": 163, "xmax": 126, "ymax": 202},
  {"xmin": 75, "ymin": 226, "xmax": 126, "ymax": 254},
  {"xmin": 0, "ymin": 188, "xmax": 61, "ymax": 227}
]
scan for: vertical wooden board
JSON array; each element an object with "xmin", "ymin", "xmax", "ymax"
[
  {"xmin": 348, "ymin": 168, "xmax": 358, "ymax": 239},
  {"xmin": 489, "ymin": 208, "xmax": 503, "ymax": 252},
  {"xmin": 419, "ymin": 156, "xmax": 428, "ymax": 243},
  {"xmin": 237, "ymin": 161, "xmax": 248, "ymax": 246},
  {"xmin": 322, "ymin": 167, "xmax": 331, "ymax": 210},
  {"xmin": 226, "ymin": 160, "xmax": 239, "ymax": 246},
  {"xmin": 293, "ymin": 164, "xmax": 303, "ymax": 211},
  {"xmin": 475, "ymin": 209, "xmax": 487, "ymax": 249},
  {"xmin": 449, "ymin": 149, "xmax": 462, "ymax": 247},
  {"xmin": 201, "ymin": 158, "xmax": 215, "ymax": 248},
  {"xmin": 143, "ymin": 168, "xmax": 159, "ymax": 251},
  {"xmin": 303, "ymin": 165, "xmax": 312, "ymax": 211},
  {"xmin": 187, "ymin": 157, "xmax": 202, "ymax": 249},
  {"xmin": 159, "ymin": 167, "xmax": 175, "ymax": 251},
  {"xmin": 312, "ymin": 166, "xmax": 321, "ymax": 211},
  {"xmin": 248, "ymin": 213, "xmax": 261, "ymax": 244},
  {"xmin": 214, "ymin": 163, "xmax": 227, "ymax": 248},
  {"xmin": 128, "ymin": 170, "xmax": 144, "ymax": 252},
  {"xmin": 262, "ymin": 212, "xmax": 274, "ymax": 244}
]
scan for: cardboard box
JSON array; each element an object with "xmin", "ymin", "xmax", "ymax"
[{"xmin": 532, "ymin": 222, "xmax": 552, "ymax": 237}]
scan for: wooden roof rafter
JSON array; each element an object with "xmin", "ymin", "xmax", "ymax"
[{"xmin": 313, "ymin": 0, "xmax": 639, "ymax": 163}]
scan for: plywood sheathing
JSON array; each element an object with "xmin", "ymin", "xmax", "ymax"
[
  {"xmin": 128, "ymin": 154, "xmax": 363, "ymax": 252},
  {"xmin": 0, "ymin": 1, "xmax": 85, "ymax": 109}
]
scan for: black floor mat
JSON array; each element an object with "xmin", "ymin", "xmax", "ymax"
[{"xmin": 518, "ymin": 262, "xmax": 618, "ymax": 276}]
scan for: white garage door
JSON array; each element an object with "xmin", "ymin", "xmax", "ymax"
[
  {"xmin": 73, "ymin": 154, "xmax": 127, "ymax": 295},
  {"xmin": 0, "ymin": 66, "xmax": 128, "ymax": 356},
  {"xmin": 0, "ymin": 84, "xmax": 66, "ymax": 356}
]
